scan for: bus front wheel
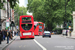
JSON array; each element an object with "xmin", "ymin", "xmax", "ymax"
[
  {"xmin": 20, "ymin": 38, "xmax": 23, "ymax": 40},
  {"xmin": 31, "ymin": 38, "xmax": 34, "ymax": 39}
]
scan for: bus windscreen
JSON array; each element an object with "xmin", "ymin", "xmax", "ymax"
[
  {"xmin": 39, "ymin": 29, "xmax": 42, "ymax": 32},
  {"xmin": 21, "ymin": 24, "xmax": 32, "ymax": 30},
  {"xmin": 39, "ymin": 26, "xmax": 42, "ymax": 29}
]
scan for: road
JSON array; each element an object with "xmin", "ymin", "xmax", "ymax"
[{"xmin": 4, "ymin": 35, "xmax": 75, "ymax": 50}]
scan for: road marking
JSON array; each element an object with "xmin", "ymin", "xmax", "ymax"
[
  {"xmin": 6, "ymin": 48, "xmax": 9, "ymax": 50},
  {"xmin": 19, "ymin": 45, "xmax": 22, "ymax": 48},
  {"xmin": 24, "ymin": 45, "xmax": 26, "ymax": 47},
  {"xmin": 34, "ymin": 39, "xmax": 47, "ymax": 50},
  {"xmin": 46, "ymin": 41, "xmax": 49, "ymax": 43}
]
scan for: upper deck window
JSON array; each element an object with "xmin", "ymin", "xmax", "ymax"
[
  {"xmin": 22, "ymin": 17, "xmax": 31, "ymax": 20},
  {"xmin": 37, "ymin": 23, "xmax": 42, "ymax": 25},
  {"xmin": 21, "ymin": 24, "xmax": 32, "ymax": 30}
]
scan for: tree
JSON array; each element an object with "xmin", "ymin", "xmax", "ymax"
[
  {"xmin": 9, "ymin": 0, "xmax": 19, "ymax": 9},
  {"xmin": 0, "ymin": 0, "xmax": 19, "ymax": 9},
  {"xmin": 14, "ymin": 4, "xmax": 27, "ymax": 25},
  {"xmin": 27, "ymin": 0, "xmax": 74, "ymax": 31},
  {"xmin": 0, "ymin": 0, "xmax": 6, "ymax": 9}
]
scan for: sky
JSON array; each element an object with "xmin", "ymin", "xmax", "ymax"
[
  {"xmin": 19, "ymin": 0, "xmax": 28, "ymax": 7},
  {"xmin": 19, "ymin": 0, "xmax": 32, "ymax": 15}
]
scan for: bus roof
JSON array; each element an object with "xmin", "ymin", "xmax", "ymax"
[
  {"xmin": 20, "ymin": 15, "xmax": 33, "ymax": 18},
  {"xmin": 34, "ymin": 21, "xmax": 44, "ymax": 25},
  {"xmin": 34, "ymin": 22, "xmax": 38, "ymax": 25}
]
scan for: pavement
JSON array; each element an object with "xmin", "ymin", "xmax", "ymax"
[
  {"xmin": 0, "ymin": 36, "xmax": 17, "ymax": 50},
  {"xmin": 61, "ymin": 34, "xmax": 75, "ymax": 39},
  {"xmin": 66, "ymin": 36, "xmax": 75, "ymax": 39}
]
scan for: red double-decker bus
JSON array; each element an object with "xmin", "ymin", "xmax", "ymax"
[
  {"xmin": 19, "ymin": 15, "xmax": 34, "ymax": 39},
  {"xmin": 34, "ymin": 22, "xmax": 44, "ymax": 36}
]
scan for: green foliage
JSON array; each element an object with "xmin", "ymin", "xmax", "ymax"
[
  {"xmin": 0, "ymin": 0, "xmax": 6, "ymax": 9},
  {"xmin": 0, "ymin": 0, "xmax": 19, "ymax": 9},
  {"xmin": 14, "ymin": 4, "xmax": 27, "ymax": 25},
  {"xmin": 9, "ymin": 0, "xmax": 19, "ymax": 9},
  {"xmin": 53, "ymin": 28, "xmax": 63, "ymax": 34},
  {"xmin": 27, "ymin": 0, "xmax": 74, "ymax": 31}
]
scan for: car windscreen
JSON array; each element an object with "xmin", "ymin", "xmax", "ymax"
[{"xmin": 44, "ymin": 31, "xmax": 50, "ymax": 33}]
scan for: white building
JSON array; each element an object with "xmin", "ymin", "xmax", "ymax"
[{"xmin": 0, "ymin": 0, "xmax": 12, "ymax": 30}]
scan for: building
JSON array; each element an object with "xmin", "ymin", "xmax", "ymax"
[{"xmin": 0, "ymin": 0, "xmax": 12, "ymax": 30}]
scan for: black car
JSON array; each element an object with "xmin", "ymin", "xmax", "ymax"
[{"xmin": 42, "ymin": 31, "xmax": 51, "ymax": 38}]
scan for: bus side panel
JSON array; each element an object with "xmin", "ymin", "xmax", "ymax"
[
  {"xmin": 38, "ymin": 23, "xmax": 44, "ymax": 36},
  {"xmin": 34, "ymin": 26, "xmax": 39, "ymax": 36},
  {"xmin": 39, "ymin": 32, "xmax": 42, "ymax": 35}
]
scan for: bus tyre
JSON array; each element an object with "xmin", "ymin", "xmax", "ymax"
[
  {"xmin": 20, "ymin": 38, "xmax": 23, "ymax": 40},
  {"xmin": 43, "ymin": 36, "xmax": 44, "ymax": 38},
  {"xmin": 31, "ymin": 38, "xmax": 34, "ymax": 39}
]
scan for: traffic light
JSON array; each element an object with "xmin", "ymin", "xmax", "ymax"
[
  {"xmin": 68, "ymin": 21, "xmax": 71, "ymax": 26},
  {"xmin": 10, "ymin": 21, "xmax": 15, "ymax": 27},
  {"xmin": 63, "ymin": 21, "xmax": 68, "ymax": 29},
  {"xmin": 63, "ymin": 21, "xmax": 72, "ymax": 29},
  {"xmin": 63, "ymin": 21, "xmax": 66, "ymax": 28}
]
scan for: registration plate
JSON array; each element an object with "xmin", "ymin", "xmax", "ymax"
[
  {"xmin": 23, "ymin": 32, "xmax": 31, "ymax": 35},
  {"xmin": 46, "ymin": 34, "xmax": 49, "ymax": 35},
  {"xmin": 26, "ymin": 36, "xmax": 29, "ymax": 38}
]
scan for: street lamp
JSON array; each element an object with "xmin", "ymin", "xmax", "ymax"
[
  {"xmin": 17, "ymin": 13, "xmax": 18, "ymax": 25},
  {"xmin": 10, "ymin": 8, "xmax": 11, "ymax": 21},
  {"xmin": 65, "ymin": 0, "xmax": 66, "ymax": 18},
  {"xmin": 7, "ymin": 0, "xmax": 9, "ymax": 18},
  {"xmin": 63, "ymin": 0, "xmax": 67, "ymax": 29},
  {"xmin": 72, "ymin": 0, "xmax": 73, "ymax": 12},
  {"xmin": 0, "ymin": 9, "xmax": 1, "ymax": 30},
  {"xmin": 22, "ymin": 11, "xmax": 23, "ymax": 15}
]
